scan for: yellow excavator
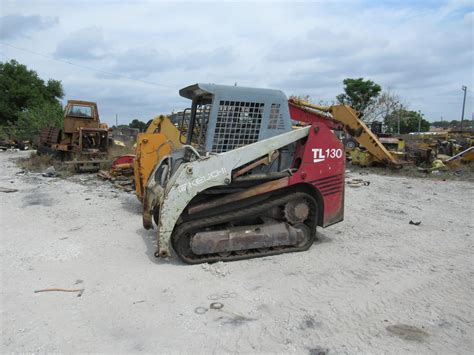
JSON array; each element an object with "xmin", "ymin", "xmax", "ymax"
[{"xmin": 133, "ymin": 115, "xmax": 182, "ymax": 200}]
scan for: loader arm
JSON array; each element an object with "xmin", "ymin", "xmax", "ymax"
[
  {"xmin": 149, "ymin": 126, "xmax": 311, "ymax": 258},
  {"xmin": 288, "ymin": 99, "xmax": 400, "ymax": 167},
  {"xmin": 134, "ymin": 115, "xmax": 182, "ymax": 200}
]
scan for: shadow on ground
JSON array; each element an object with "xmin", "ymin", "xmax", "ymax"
[
  {"xmin": 314, "ymin": 231, "xmax": 332, "ymax": 244},
  {"xmin": 121, "ymin": 195, "xmax": 142, "ymax": 215},
  {"xmin": 135, "ymin": 228, "xmax": 332, "ymax": 266}
]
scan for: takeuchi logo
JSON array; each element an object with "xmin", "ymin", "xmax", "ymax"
[{"xmin": 177, "ymin": 167, "xmax": 227, "ymax": 193}]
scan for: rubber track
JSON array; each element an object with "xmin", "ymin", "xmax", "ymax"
[{"xmin": 171, "ymin": 192, "xmax": 317, "ymax": 264}]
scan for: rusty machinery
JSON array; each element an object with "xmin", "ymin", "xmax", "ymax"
[{"xmin": 39, "ymin": 100, "xmax": 109, "ymax": 171}]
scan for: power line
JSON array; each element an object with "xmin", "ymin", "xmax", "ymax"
[{"xmin": 0, "ymin": 41, "xmax": 177, "ymax": 89}]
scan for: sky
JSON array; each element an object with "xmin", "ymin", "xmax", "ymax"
[{"xmin": 1, "ymin": 0, "xmax": 473, "ymax": 126}]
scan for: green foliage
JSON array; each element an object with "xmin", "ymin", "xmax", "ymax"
[
  {"xmin": 15, "ymin": 102, "xmax": 64, "ymax": 141},
  {"xmin": 385, "ymin": 109, "xmax": 430, "ymax": 134},
  {"xmin": 45, "ymin": 79, "xmax": 64, "ymax": 101},
  {"xmin": 430, "ymin": 120, "xmax": 450, "ymax": 128},
  {"xmin": 336, "ymin": 78, "xmax": 382, "ymax": 117},
  {"xmin": 0, "ymin": 59, "xmax": 64, "ymax": 141},
  {"xmin": 129, "ymin": 119, "xmax": 147, "ymax": 132}
]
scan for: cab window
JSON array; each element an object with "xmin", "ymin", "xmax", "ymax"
[{"xmin": 68, "ymin": 105, "xmax": 93, "ymax": 118}]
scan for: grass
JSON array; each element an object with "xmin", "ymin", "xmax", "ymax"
[
  {"xmin": 17, "ymin": 152, "xmax": 55, "ymax": 172},
  {"xmin": 16, "ymin": 152, "xmax": 75, "ymax": 177}
]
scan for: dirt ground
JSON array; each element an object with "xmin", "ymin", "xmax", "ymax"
[{"xmin": 1, "ymin": 151, "xmax": 473, "ymax": 354}]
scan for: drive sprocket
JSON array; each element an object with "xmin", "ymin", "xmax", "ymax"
[{"xmin": 283, "ymin": 199, "xmax": 310, "ymax": 224}]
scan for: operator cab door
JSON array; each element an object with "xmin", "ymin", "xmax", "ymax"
[{"xmin": 179, "ymin": 95, "xmax": 213, "ymax": 154}]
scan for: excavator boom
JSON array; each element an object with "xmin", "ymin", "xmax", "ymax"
[{"xmin": 288, "ymin": 99, "xmax": 400, "ymax": 167}]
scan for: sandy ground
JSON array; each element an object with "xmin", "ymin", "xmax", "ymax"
[{"xmin": 1, "ymin": 150, "xmax": 473, "ymax": 354}]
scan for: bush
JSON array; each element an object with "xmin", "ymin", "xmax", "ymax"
[{"xmin": 15, "ymin": 102, "xmax": 63, "ymax": 142}]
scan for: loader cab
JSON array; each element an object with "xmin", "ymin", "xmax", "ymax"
[
  {"xmin": 63, "ymin": 100, "xmax": 101, "ymax": 134},
  {"xmin": 177, "ymin": 83, "xmax": 293, "ymax": 154}
]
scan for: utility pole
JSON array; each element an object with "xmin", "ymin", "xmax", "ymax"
[
  {"xmin": 460, "ymin": 85, "xmax": 467, "ymax": 131},
  {"xmin": 115, "ymin": 114, "xmax": 118, "ymax": 127},
  {"xmin": 397, "ymin": 110, "xmax": 400, "ymax": 134},
  {"xmin": 418, "ymin": 110, "xmax": 422, "ymax": 133}
]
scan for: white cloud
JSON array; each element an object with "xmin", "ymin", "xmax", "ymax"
[
  {"xmin": 55, "ymin": 26, "xmax": 108, "ymax": 60},
  {"xmin": 0, "ymin": 14, "xmax": 58, "ymax": 39}
]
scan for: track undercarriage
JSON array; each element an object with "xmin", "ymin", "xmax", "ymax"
[{"xmin": 172, "ymin": 191, "xmax": 318, "ymax": 264}]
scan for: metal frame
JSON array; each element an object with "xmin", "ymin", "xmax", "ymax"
[{"xmin": 78, "ymin": 127, "xmax": 109, "ymax": 154}]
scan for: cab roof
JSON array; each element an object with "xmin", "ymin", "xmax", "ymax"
[{"xmin": 179, "ymin": 83, "xmax": 287, "ymax": 101}]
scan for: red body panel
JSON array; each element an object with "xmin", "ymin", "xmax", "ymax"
[
  {"xmin": 287, "ymin": 105, "xmax": 345, "ymax": 227},
  {"xmin": 112, "ymin": 154, "xmax": 135, "ymax": 167}
]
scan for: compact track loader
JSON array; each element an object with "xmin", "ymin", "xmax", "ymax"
[{"xmin": 141, "ymin": 84, "xmax": 355, "ymax": 264}]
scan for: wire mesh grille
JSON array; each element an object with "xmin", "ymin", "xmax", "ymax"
[
  {"xmin": 212, "ymin": 100, "xmax": 264, "ymax": 153},
  {"xmin": 267, "ymin": 103, "xmax": 285, "ymax": 130}
]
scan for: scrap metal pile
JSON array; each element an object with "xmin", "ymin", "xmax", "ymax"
[
  {"xmin": 402, "ymin": 131, "xmax": 474, "ymax": 172},
  {"xmin": 97, "ymin": 155, "xmax": 135, "ymax": 192},
  {"xmin": 344, "ymin": 126, "xmax": 473, "ymax": 171}
]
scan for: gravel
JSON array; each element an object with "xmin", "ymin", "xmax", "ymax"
[{"xmin": 1, "ymin": 151, "xmax": 473, "ymax": 353}]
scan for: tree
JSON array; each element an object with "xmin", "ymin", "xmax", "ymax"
[
  {"xmin": 384, "ymin": 109, "xmax": 430, "ymax": 134},
  {"xmin": 336, "ymin": 78, "xmax": 382, "ymax": 118},
  {"xmin": 430, "ymin": 120, "xmax": 450, "ymax": 128},
  {"xmin": 45, "ymin": 79, "xmax": 64, "ymax": 101},
  {"xmin": 0, "ymin": 59, "xmax": 64, "ymax": 125},
  {"xmin": 15, "ymin": 102, "xmax": 64, "ymax": 141},
  {"xmin": 0, "ymin": 59, "xmax": 64, "ymax": 140},
  {"xmin": 129, "ymin": 119, "xmax": 147, "ymax": 132},
  {"xmin": 363, "ymin": 88, "xmax": 402, "ymax": 124}
]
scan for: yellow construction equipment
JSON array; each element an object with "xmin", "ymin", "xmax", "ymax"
[
  {"xmin": 38, "ymin": 100, "xmax": 109, "ymax": 172},
  {"xmin": 133, "ymin": 115, "xmax": 182, "ymax": 201},
  {"xmin": 444, "ymin": 146, "xmax": 474, "ymax": 166}
]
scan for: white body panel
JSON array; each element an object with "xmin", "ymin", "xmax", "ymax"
[{"xmin": 151, "ymin": 126, "xmax": 311, "ymax": 257}]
